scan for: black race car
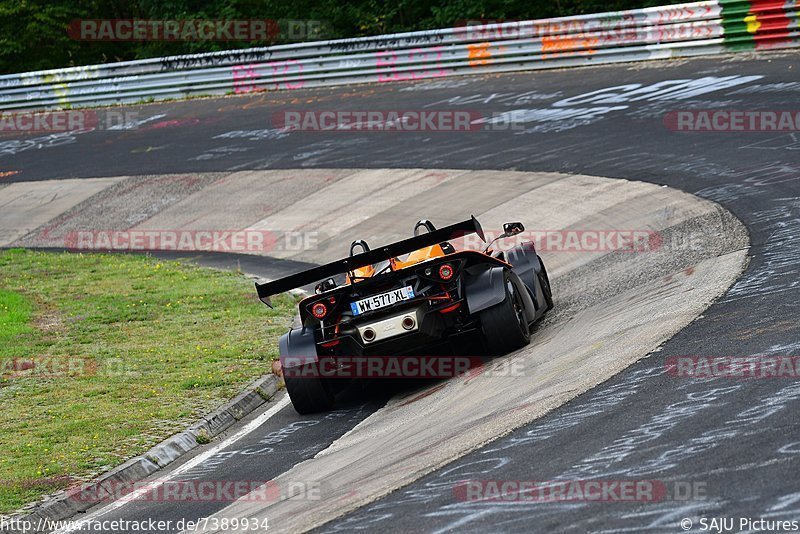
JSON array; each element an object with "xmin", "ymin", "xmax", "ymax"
[{"xmin": 256, "ymin": 216, "xmax": 553, "ymax": 414}]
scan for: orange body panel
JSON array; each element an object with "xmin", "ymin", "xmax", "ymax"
[{"xmin": 345, "ymin": 244, "xmax": 449, "ymax": 285}]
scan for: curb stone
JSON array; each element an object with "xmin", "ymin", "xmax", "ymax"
[{"xmin": 11, "ymin": 373, "xmax": 282, "ymax": 533}]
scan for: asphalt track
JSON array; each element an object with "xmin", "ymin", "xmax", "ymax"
[
  {"xmin": 2, "ymin": 50, "xmax": 800, "ymax": 533},
  {"xmin": 5, "ymin": 168, "xmax": 746, "ymax": 533}
]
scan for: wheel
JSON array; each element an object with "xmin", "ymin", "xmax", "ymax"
[
  {"xmin": 479, "ymin": 272, "xmax": 531, "ymax": 355},
  {"xmin": 284, "ymin": 363, "xmax": 335, "ymax": 414},
  {"xmin": 538, "ymin": 256, "xmax": 554, "ymax": 311}
]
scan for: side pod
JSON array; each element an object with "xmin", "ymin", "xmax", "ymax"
[{"xmin": 465, "ymin": 265, "xmax": 536, "ymax": 323}]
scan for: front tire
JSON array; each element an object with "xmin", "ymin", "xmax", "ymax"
[
  {"xmin": 284, "ymin": 363, "xmax": 335, "ymax": 414},
  {"xmin": 538, "ymin": 256, "xmax": 553, "ymax": 311},
  {"xmin": 479, "ymin": 272, "xmax": 531, "ymax": 355}
]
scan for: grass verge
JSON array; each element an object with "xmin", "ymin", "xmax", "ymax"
[{"xmin": 0, "ymin": 249, "xmax": 295, "ymax": 513}]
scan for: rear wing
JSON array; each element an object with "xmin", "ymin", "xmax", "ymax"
[{"xmin": 256, "ymin": 216, "xmax": 485, "ymax": 306}]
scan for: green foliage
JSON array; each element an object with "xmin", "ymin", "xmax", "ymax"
[
  {"xmin": 0, "ymin": 0, "xmax": 688, "ymax": 74},
  {"xmin": 0, "ymin": 288, "xmax": 34, "ymax": 352}
]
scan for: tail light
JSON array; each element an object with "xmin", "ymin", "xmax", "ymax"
[
  {"xmin": 311, "ymin": 302, "xmax": 328, "ymax": 319},
  {"xmin": 439, "ymin": 264, "xmax": 454, "ymax": 280}
]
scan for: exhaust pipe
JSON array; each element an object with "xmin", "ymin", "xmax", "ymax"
[
  {"xmin": 362, "ymin": 328, "xmax": 376, "ymax": 342},
  {"xmin": 357, "ymin": 308, "xmax": 421, "ymax": 344}
]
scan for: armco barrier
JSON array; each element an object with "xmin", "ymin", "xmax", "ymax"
[{"xmin": 0, "ymin": 0, "xmax": 797, "ymax": 111}]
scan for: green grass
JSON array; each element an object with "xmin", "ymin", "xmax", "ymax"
[
  {"xmin": 0, "ymin": 288, "xmax": 34, "ymax": 352},
  {"xmin": 0, "ymin": 249, "xmax": 296, "ymax": 513}
]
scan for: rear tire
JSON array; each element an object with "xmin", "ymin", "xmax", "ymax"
[
  {"xmin": 284, "ymin": 363, "xmax": 335, "ymax": 414},
  {"xmin": 479, "ymin": 272, "xmax": 531, "ymax": 355}
]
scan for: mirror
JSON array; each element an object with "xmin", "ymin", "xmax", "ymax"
[
  {"xmin": 483, "ymin": 221, "xmax": 526, "ymax": 254},
  {"xmin": 315, "ymin": 278, "xmax": 337, "ymax": 294},
  {"xmin": 502, "ymin": 222, "xmax": 525, "ymax": 236}
]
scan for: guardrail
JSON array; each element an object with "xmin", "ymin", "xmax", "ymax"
[{"xmin": 0, "ymin": 0, "xmax": 797, "ymax": 111}]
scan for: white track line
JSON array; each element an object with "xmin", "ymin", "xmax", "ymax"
[{"xmin": 52, "ymin": 394, "xmax": 290, "ymax": 534}]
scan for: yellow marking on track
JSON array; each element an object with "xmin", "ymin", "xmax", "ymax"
[{"xmin": 130, "ymin": 145, "xmax": 166, "ymax": 153}]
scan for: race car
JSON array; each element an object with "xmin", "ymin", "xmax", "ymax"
[{"xmin": 256, "ymin": 216, "xmax": 553, "ymax": 414}]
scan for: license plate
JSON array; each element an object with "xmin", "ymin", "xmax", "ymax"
[{"xmin": 350, "ymin": 286, "xmax": 415, "ymax": 316}]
